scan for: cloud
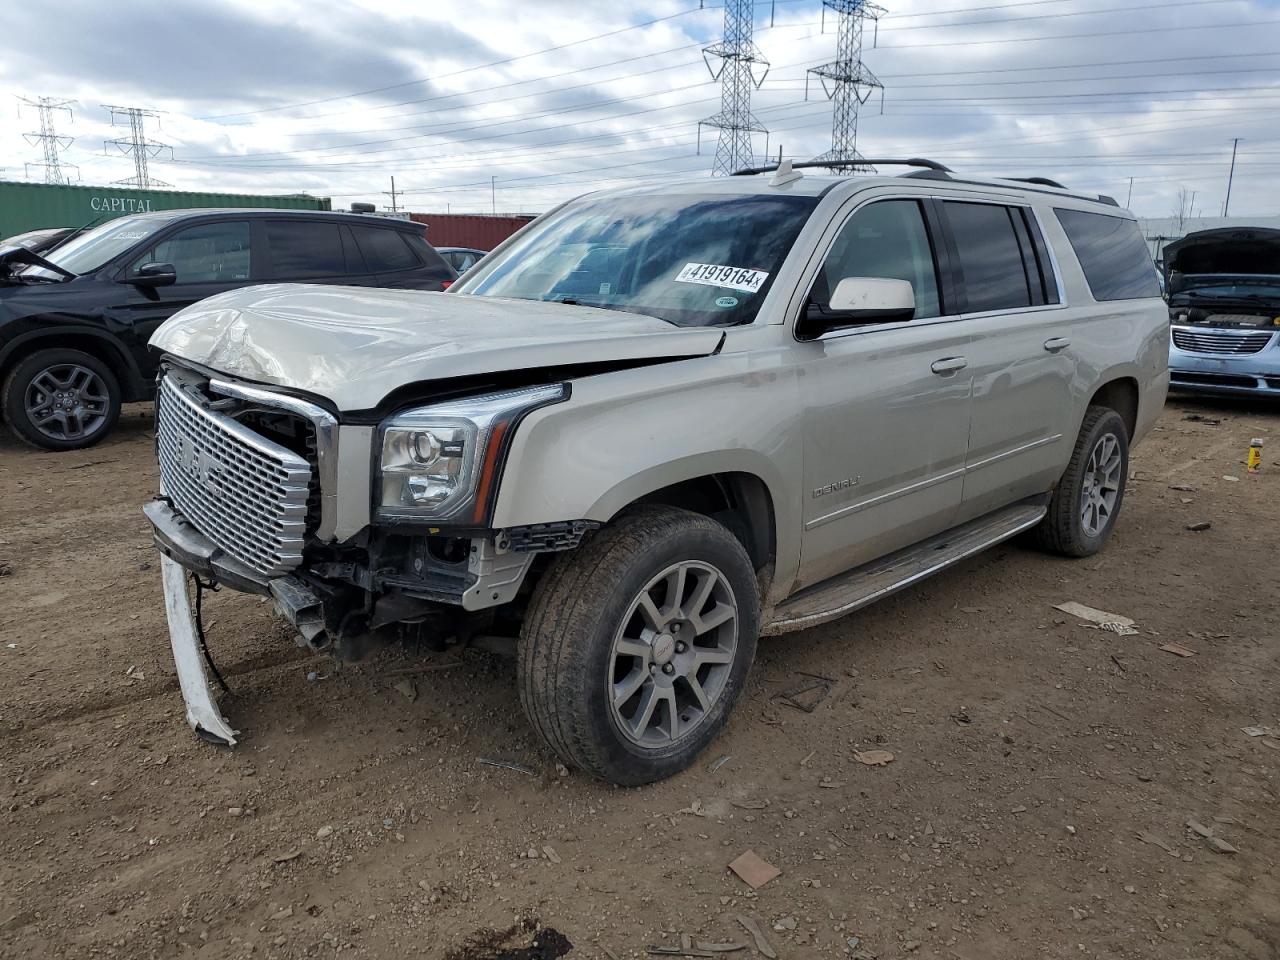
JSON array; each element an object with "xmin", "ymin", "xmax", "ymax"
[{"xmin": 2, "ymin": 0, "xmax": 1277, "ymax": 218}]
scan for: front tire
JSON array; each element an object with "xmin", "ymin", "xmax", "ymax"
[
  {"xmin": 1035, "ymin": 406, "xmax": 1129, "ymax": 557},
  {"xmin": 519, "ymin": 506, "xmax": 759, "ymax": 785},
  {"xmin": 2, "ymin": 348, "xmax": 121, "ymax": 451}
]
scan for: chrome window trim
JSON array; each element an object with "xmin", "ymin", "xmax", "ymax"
[
  {"xmin": 789, "ymin": 190, "xmax": 1072, "ymax": 344},
  {"xmin": 209, "ymin": 378, "xmax": 341, "ymax": 542}
]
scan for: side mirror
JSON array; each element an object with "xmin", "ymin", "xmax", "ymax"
[
  {"xmin": 798, "ymin": 277, "xmax": 916, "ymax": 340},
  {"xmin": 131, "ymin": 262, "xmax": 177, "ymax": 287}
]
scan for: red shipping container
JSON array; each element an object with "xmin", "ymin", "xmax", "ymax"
[{"xmin": 408, "ymin": 213, "xmax": 535, "ymax": 251}]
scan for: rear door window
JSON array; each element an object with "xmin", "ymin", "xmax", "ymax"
[
  {"xmin": 352, "ymin": 226, "xmax": 420, "ymax": 273},
  {"xmin": 943, "ymin": 202, "xmax": 1036, "ymax": 314},
  {"xmin": 1055, "ymin": 209, "xmax": 1161, "ymax": 301},
  {"xmin": 263, "ymin": 221, "xmax": 346, "ymax": 279},
  {"xmin": 132, "ymin": 221, "xmax": 252, "ymax": 284}
]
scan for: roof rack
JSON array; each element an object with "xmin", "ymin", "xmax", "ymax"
[
  {"xmin": 1007, "ymin": 176, "xmax": 1067, "ymax": 189},
  {"xmin": 731, "ymin": 158, "xmax": 952, "ymax": 176}
]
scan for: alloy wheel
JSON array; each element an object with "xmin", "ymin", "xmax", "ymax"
[
  {"xmin": 23, "ymin": 363, "xmax": 111, "ymax": 444},
  {"xmin": 1079, "ymin": 431, "xmax": 1123, "ymax": 538},
  {"xmin": 608, "ymin": 560, "xmax": 738, "ymax": 747}
]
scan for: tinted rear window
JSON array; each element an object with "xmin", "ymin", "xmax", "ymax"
[
  {"xmin": 1055, "ymin": 209, "xmax": 1160, "ymax": 301},
  {"xmin": 265, "ymin": 221, "xmax": 345, "ymax": 279},
  {"xmin": 944, "ymin": 202, "xmax": 1033, "ymax": 313},
  {"xmin": 352, "ymin": 226, "xmax": 420, "ymax": 272}
]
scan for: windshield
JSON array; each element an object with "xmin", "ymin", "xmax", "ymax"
[
  {"xmin": 1173, "ymin": 281, "xmax": 1280, "ymax": 302},
  {"xmin": 19, "ymin": 215, "xmax": 175, "ymax": 280},
  {"xmin": 453, "ymin": 193, "xmax": 819, "ymax": 327}
]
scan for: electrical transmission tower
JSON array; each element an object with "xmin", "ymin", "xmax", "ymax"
[
  {"xmin": 807, "ymin": 0, "xmax": 886, "ymax": 173},
  {"xmin": 103, "ymin": 105, "xmax": 174, "ymax": 187},
  {"xmin": 18, "ymin": 96, "xmax": 79, "ymax": 184},
  {"xmin": 698, "ymin": 0, "xmax": 769, "ymax": 177}
]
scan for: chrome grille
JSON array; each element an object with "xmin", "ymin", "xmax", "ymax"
[
  {"xmin": 156, "ymin": 375, "xmax": 313, "ymax": 577},
  {"xmin": 1172, "ymin": 328, "xmax": 1274, "ymax": 355}
]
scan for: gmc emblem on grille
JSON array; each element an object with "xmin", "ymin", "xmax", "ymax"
[{"xmin": 178, "ymin": 437, "xmax": 225, "ymax": 495}]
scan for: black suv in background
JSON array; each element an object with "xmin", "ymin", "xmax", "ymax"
[{"xmin": 0, "ymin": 209, "xmax": 456, "ymax": 449}]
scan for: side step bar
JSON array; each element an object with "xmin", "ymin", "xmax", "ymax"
[{"xmin": 764, "ymin": 502, "xmax": 1047, "ymax": 636}]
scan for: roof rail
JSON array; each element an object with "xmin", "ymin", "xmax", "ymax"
[
  {"xmin": 1008, "ymin": 176, "xmax": 1067, "ymax": 189},
  {"xmin": 731, "ymin": 158, "xmax": 952, "ymax": 176}
]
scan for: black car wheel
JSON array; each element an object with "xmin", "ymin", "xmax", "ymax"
[{"xmin": 2, "ymin": 348, "xmax": 121, "ymax": 451}]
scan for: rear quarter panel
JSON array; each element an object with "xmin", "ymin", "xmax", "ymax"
[{"xmin": 1033, "ymin": 198, "xmax": 1169, "ymax": 449}]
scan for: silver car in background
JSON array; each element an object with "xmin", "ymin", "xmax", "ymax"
[{"xmin": 1166, "ymin": 227, "xmax": 1280, "ymax": 397}]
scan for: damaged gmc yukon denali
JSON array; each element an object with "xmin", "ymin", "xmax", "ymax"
[{"xmin": 145, "ymin": 160, "xmax": 1169, "ymax": 785}]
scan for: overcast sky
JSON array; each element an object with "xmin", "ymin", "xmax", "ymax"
[{"xmin": 2, "ymin": 0, "xmax": 1278, "ymax": 217}]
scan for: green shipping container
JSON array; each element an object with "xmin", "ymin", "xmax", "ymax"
[{"xmin": 0, "ymin": 180, "xmax": 331, "ymax": 239}]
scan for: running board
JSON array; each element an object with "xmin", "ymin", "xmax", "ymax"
[{"xmin": 764, "ymin": 502, "xmax": 1047, "ymax": 636}]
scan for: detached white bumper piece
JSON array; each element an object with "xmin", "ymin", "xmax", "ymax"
[{"xmin": 159, "ymin": 554, "xmax": 239, "ymax": 745}]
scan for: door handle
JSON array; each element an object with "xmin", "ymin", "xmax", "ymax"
[
  {"xmin": 1043, "ymin": 337, "xmax": 1071, "ymax": 353},
  {"xmin": 930, "ymin": 356, "xmax": 968, "ymax": 375}
]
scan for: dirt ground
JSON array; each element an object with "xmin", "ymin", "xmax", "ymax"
[{"xmin": 1, "ymin": 395, "xmax": 1278, "ymax": 960}]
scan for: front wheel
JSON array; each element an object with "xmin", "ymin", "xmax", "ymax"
[
  {"xmin": 519, "ymin": 506, "xmax": 759, "ymax": 785},
  {"xmin": 2, "ymin": 348, "xmax": 121, "ymax": 451},
  {"xmin": 1035, "ymin": 405, "xmax": 1129, "ymax": 557}
]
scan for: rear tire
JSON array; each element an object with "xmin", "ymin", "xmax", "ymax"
[
  {"xmin": 519, "ymin": 505, "xmax": 759, "ymax": 785},
  {"xmin": 2, "ymin": 348, "xmax": 121, "ymax": 451},
  {"xmin": 1035, "ymin": 406, "xmax": 1129, "ymax": 557}
]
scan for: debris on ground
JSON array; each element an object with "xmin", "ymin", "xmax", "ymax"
[
  {"xmin": 774, "ymin": 676, "xmax": 832, "ymax": 713},
  {"xmin": 1242, "ymin": 726, "xmax": 1270, "ymax": 737},
  {"xmin": 1168, "ymin": 483, "xmax": 1197, "ymax": 492},
  {"xmin": 675, "ymin": 799, "xmax": 706, "ymax": 818},
  {"xmin": 727, "ymin": 850, "xmax": 781, "ymax": 890},
  {"xmin": 1136, "ymin": 831, "xmax": 1178, "ymax": 857},
  {"xmin": 1054, "ymin": 601, "xmax": 1138, "ymax": 635},
  {"xmin": 1186, "ymin": 818, "xmax": 1239, "ymax": 854},
  {"xmin": 1185, "ymin": 521, "xmax": 1212, "ymax": 532},
  {"xmin": 854, "ymin": 749, "xmax": 895, "ymax": 766},
  {"xmin": 1223, "ymin": 475, "xmax": 1241, "ymax": 482},
  {"xmin": 1183, "ymin": 414, "xmax": 1221, "ymax": 425},
  {"xmin": 1159, "ymin": 642, "xmax": 1198, "ymax": 658},
  {"xmin": 315, "ymin": 825, "xmax": 334, "ymax": 840},
  {"xmin": 477, "ymin": 758, "xmax": 537, "ymax": 776},
  {"xmin": 393, "ymin": 678, "xmax": 418, "ymax": 702},
  {"xmin": 541, "ymin": 845, "xmax": 561, "ymax": 864},
  {"xmin": 272, "ymin": 849, "xmax": 303, "ymax": 864},
  {"xmin": 0, "ymin": 561, "xmax": 11, "ymax": 578},
  {"xmin": 707, "ymin": 754, "xmax": 732, "ymax": 773},
  {"xmin": 734, "ymin": 916, "xmax": 777, "ymax": 959}
]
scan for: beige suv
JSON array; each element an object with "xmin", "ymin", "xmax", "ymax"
[{"xmin": 145, "ymin": 159, "xmax": 1169, "ymax": 785}]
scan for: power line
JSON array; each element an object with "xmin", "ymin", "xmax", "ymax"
[
  {"xmin": 17, "ymin": 95, "xmax": 78, "ymax": 184},
  {"xmin": 873, "ymin": 18, "xmax": 1275, "ymax": 50}
]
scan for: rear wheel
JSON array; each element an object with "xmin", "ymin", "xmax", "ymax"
[
  {"xmin": 519, "ymin": 506, "xmax": 759, "ymax": 785},
  {"xmin": 1035, "ymin": 406, "xmax": 1129, "ymax": 557},
  {"xmin": 2, "ymin": 348, "xmax": 121, "ymax": 451}
]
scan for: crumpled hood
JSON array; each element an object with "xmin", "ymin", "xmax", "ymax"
[{"xmin": 150, "ymin": 284, "xmax": 723, "ymax": 411}]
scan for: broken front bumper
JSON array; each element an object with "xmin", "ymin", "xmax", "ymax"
[
  {"xmin": 146, "ymin": 499, "xmax": 327, "ymax": 747},
  {"xmin": 157, "ymin": 553, "xmax": 240, "ymax": 746}
]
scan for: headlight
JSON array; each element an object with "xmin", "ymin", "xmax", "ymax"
[{"xmin": 377, "ymin": 384, "xmax": 566, "ymax": 523}]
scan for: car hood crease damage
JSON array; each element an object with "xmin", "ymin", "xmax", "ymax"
[{"xmin": 149, "ymin": 284, "xmax": 726, "ymax": 411}]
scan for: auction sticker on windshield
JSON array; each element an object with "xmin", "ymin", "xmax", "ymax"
[{"xmin": 674, "ymin": 262, "xmax": 769, "ymax": 293}]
